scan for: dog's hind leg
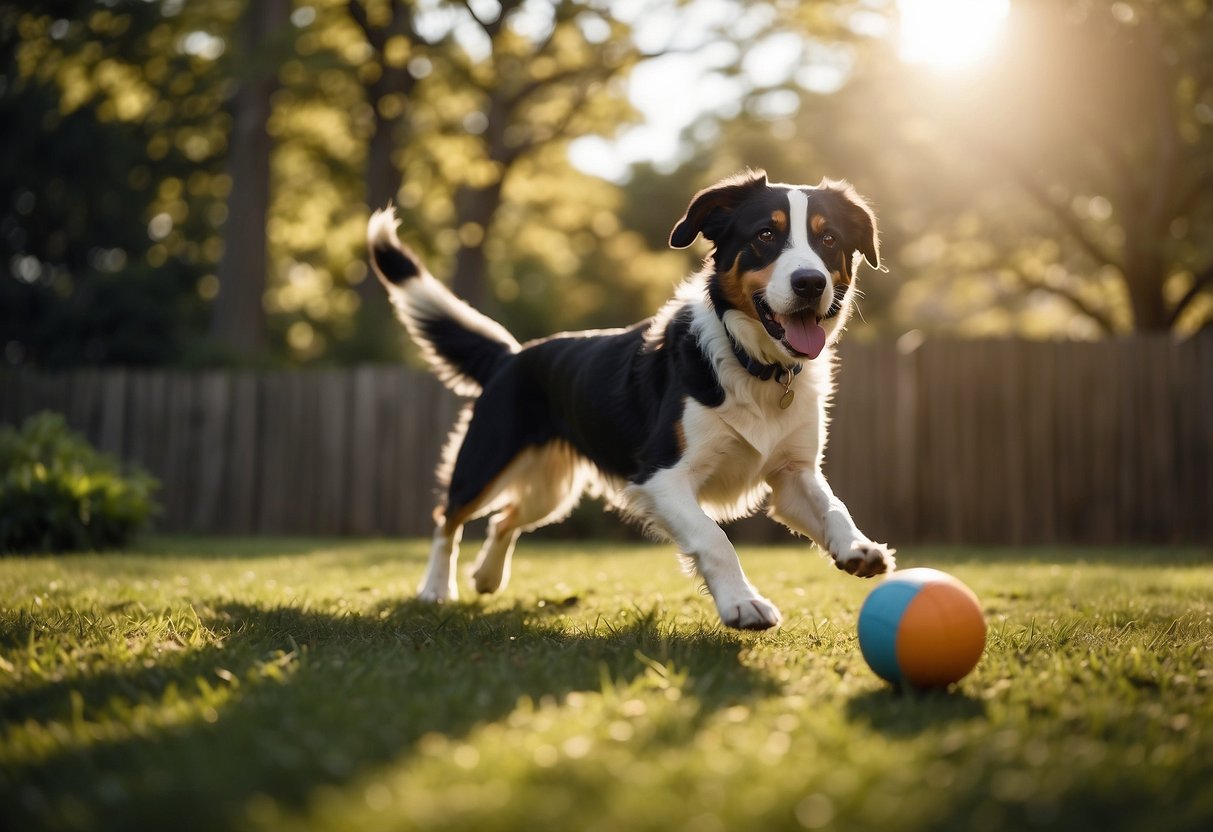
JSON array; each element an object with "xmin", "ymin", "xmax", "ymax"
[
  {"xmin": 471, "ymin": 442, "xmax": 587, "ymax": 595},
  {"xmin": 419, "ymin": 524, "xmax": 463, "ymax": 602},
  {"xmin": 417, "ymin": 402, "xmax": 523, "ymax": 603},
  {"xmin": 470, "ymin": 510, "xmax": 521, "ymax": 596}
]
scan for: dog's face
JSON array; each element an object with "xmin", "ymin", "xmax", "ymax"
[{"xmin": 670, "ymin": 170, "xmax": 879, "ymax": 361}]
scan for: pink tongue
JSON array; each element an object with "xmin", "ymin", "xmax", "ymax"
[{"xmin": 780, "ymin": 312, "xmax": 826, "ymax": 359}]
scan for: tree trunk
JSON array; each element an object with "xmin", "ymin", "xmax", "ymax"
[
  {"xmin": 1123, "ymin": 239, "xmax": 1171, "ymax": 331},
  {"xmin": 350, "ymin": 65, "xmax": 418, "ymax": 360},
  {"xmin": 211, "ymin": 0, "xmax": 289, "ymax": 356},
  {"xmin": 358, "ymin": 70, "xmax": 413, "ymax": 311},
  {"xmin": 450, "ymin": 180, "xmax": 505, "ymax": 309}
]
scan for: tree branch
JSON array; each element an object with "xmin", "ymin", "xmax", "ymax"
[
  {"xmin": 1010, "ymin": 169, "xmax": 1124, "ymax": 271},
  {"xmin": 506, "ymin": 63, "xmax": 606, "ymax": 110},
  {"xmin": 1172, "ymin": 170, "xmax": 1213, "ymax": 219},
  {"xmin": 347, "ymin": 1, "xmax": 375, "ymax": 43},
  {"xmin": 961, "ymin": 125, "xmax": 1126, "ymax": 271},
  {"xmin": 1014, "ymin": 174, "xmax": 1115, "ymax": 271},
  {"xmin": 1008, "ymin": 266, "xmax": 1120, "ymax": 335},
  {"xmin": 348, "ymin": 0, "xmax": 421, "ymax": 51},
  {"xmin": 1168, "ymin": 265, "xmax": 1213, "ymax": 326},
  {"xmin": 458, "ymin": 0, "xmax": 522, "ymax": 40}
]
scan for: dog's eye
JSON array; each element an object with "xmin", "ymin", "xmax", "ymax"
[
  {"xmin": 757, "ymin": 228, "xmax": 775, "ymax": 243},
  {"xmin": 821, "ymin": 232, "xmax": 837, "ymax": 248}
]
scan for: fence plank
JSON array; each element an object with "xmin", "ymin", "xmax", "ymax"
[
  {"xmin": 225, "ymin": 374, "xmax": 259, "ymax": 534},
  {"xmin": 256, "ymin": 373, "xmax": 291, "ymax": 534},
  {"xmin": 348, "ymin": 366, "xmax": 378, "ymax": 535},
  {"xmin": 316, "ymin": 370, "xmax": 350, "ymax": 535},
  {"xmin": 192, "ymin": 372, "xmax": 230, "ymax": 533}
]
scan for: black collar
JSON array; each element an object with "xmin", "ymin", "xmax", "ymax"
[{"xmin": 727, "ymin": 332, "xmax": 801, "ymax": 382}]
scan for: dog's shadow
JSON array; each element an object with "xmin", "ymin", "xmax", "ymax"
[{"xmin": 2, "ymin": 599, "xmax": 780, "ymax": 831}]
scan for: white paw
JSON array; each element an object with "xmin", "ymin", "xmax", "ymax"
[
  {"xmin": 832, "ymin": 540, "xmax": 896, "ymax": 578},
  {"xmin": 718, "ymin": 595, "xmax": 783, "ymax": 631},
  {"xmin": 417, "ymin": 582, "xmax": 457, "ymax": 603},
  {"xmin": 471, "ymin": 567, "xmax": 504, "ymax": 595}
]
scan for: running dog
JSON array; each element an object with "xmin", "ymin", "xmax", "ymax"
[{"xmin": 367, "ymin": 169, "xmax": 894, "ymax": 630}]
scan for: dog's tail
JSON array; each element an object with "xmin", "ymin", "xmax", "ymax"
[{"xmin": 367, "ymin": 206, "xmax": 519, "ymax": 396}]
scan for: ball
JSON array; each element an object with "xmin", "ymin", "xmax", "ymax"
[{"xmin": 857, "ymin": 568, "xmax": 986, "ymax": 689}]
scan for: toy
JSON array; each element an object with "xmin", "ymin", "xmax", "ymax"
[{"xmin": 857, "ymin": 567, "xmax": 986, "ymax": 688}]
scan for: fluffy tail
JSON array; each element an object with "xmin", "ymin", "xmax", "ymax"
[{"xmin": 367, "ymin": 206, "xmax": 519, "ymax": 396}]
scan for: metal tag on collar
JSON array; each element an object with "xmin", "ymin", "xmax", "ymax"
[{"xmin": 777, "ymin": 368, "xmax": 795, "ymax": 409}]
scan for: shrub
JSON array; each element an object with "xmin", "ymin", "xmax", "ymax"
[{"xmin": 0, "ymin": 412, "xmax": 159, "ymax": 553}]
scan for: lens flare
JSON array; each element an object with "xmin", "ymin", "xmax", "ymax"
[{"xmin": 897, "ymin": 0, "xmax": 1010, "ymax": 69}]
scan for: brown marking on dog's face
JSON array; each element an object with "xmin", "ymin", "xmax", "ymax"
[
  {"xmin": 719, "ymin": 253, "xmax": 768, "ymax": 321},
  {"xmin": 742, "ymin": 263, "xmax": 776, "ymax": 313},
  {"xmin": 771, "ymin": 209, "xmax": 788, "ymax": 234},
  {"xmin": 810, "ymin": 213, "xmax": 827, "ymax": 235},
  {"xmin": 718, "ymin": 251, "xmax": 776, "ymax": 322}
]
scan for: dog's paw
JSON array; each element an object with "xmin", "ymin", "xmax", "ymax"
[
  {"xmin": 719, "ymin": 595, "xmax": 783, "ymax": 631},
  {"xmin": 832, "ymin": 540, "xmax": 896, "ymax": 578},
  {"xmin": 471, "ymin": 567, "xmax": 504, "ymax": 595},
  {"xmin": 417, "ymin": 583, "xmax": 457, "ymax": 603}
]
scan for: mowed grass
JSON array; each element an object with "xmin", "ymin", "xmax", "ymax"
[{"xmin": 1, "ymin": 539, "xmax": 1211, "ymax": 832}]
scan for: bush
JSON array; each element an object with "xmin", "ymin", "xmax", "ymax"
[{"xmin": 0, "ymin": 412, "xmax": 159, "ymax": 553}]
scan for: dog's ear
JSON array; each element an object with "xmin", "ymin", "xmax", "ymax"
[
  {"xmin": 831, "ymin": 180, "xmax": 879, "ymax": 270},
  {"xmin": 850, "ymin": 192, "xmax": 880, "ymax": 270},
  {"xmin": 669, "ymin": 169, "xmax": 768, "ymax": 249}
]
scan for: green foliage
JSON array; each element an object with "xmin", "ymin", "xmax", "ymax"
[
  {"xmin": 0, "ymin": 2, "xmax": 226, "ymax": 367},
  {"xmin": 4, "ymin": 0, "xmax": 1210, "ymax": 371},
  {"xmin": 0, "ymin": 540, "xmax": 1210, "ymax": 831},
  {"xmin": 0, "ymin": 412, "xmax": 159, "ymax": 553}
]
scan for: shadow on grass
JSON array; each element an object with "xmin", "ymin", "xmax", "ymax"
[
  {"xmin": 1, "ymin": 599, "xmax": 780, "ymax": 832},
  {"xmin": 130, "ymin": 535, "xmax": 387, "ymax": 560},
  {"xmin": 845, "ymin": 686, "xmax": 987, "ymax": 736}
]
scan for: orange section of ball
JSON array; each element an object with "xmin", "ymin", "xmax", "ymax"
[{"xmin": 894, "ymin": 579, "xmax": 987, "ymax": 688}]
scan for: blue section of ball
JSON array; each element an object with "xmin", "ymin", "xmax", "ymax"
[{"xmin": 857, "ymin": 581, "xmax": 922, "ymax": 685}]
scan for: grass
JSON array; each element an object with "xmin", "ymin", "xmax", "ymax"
[{"xmin": 1, "ymin": 538, "xmax": 1211, "ymax": 832}]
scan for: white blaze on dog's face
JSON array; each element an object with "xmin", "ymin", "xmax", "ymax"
[{"xmin": 669, "ymin": 170, "xmax": 880, "ymax": 363}]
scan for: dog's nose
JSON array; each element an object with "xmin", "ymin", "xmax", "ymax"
[{"xmin": 790, "ymin": 269, "xmax": 828, "ymax": 300}]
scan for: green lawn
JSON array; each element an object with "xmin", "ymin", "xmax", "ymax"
[{"xmin": 2, "ymin": 539, "xmax": 1211, "ymax": 832}]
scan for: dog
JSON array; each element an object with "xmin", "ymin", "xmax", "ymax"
[{"xmin": 367, "ymin": 169, "xmax": 895, "ymax": 630}]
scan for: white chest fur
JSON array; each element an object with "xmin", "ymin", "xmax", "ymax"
[{"xmin": 677, "ymin": 352, "xmax": 832, "ymax": 520}]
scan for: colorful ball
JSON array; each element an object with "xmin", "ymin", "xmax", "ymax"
[{"xmin": 857, "ymin": 568, "xmax": 986, "ymax": 689}]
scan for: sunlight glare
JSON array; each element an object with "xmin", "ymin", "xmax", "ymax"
[{"xmin": 897, "ymin": 0, "xmax": 1010, "ymax": 69}]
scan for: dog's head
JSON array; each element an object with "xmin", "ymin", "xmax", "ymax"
[{"xmin": 670, "ymin": 169, "xmax": 879, "ymax": 363}]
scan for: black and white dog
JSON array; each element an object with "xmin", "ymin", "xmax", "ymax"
[{"xmin": 367, "ymin": 169, "xmax": 894, "ymax": 630}]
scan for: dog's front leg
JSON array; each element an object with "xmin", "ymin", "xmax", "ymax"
[
  {"xmin": 631, "ymin": 469, "xmax": 781, "ymax": 630},
  {"xmin": 767, "ymin": 465, "xmax": 895, "ymax": 578}
]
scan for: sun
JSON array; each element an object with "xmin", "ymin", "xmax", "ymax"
[{"xmin": 897, "ymin": 0, "xmax": 1010, "ymax": 69}]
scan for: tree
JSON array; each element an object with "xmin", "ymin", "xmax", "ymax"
[
  {"xmin": 0, "ymin": 1, "xmax": 229, "ymax": 366},
  {"xmin": 210, "ymin": 0, "xmax": 292, "ymax": 356},
  {"xmin": 832, "ymin": 0, "xmax": 1213, "ymax": 335},
  {"xmin": 344, "ymin": 0, "xmax": 641, "ymax": 311},
  {"xmin": 974, "ymin": 0, "xmax": 1213, "ymax": 333}
]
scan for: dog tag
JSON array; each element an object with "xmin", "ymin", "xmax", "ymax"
[{"xmin": 776, "ymin": 368, "xmax": 795, "ymax": 409}]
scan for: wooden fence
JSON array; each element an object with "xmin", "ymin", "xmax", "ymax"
[{"xmin": 2, "ymin": 335, "xmax": 1211, "ymax": 545}]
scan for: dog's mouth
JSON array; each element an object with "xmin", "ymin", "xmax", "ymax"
[{"xmin": 753, "ymin": 292, "xmax": 831, "ymax": 360}]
